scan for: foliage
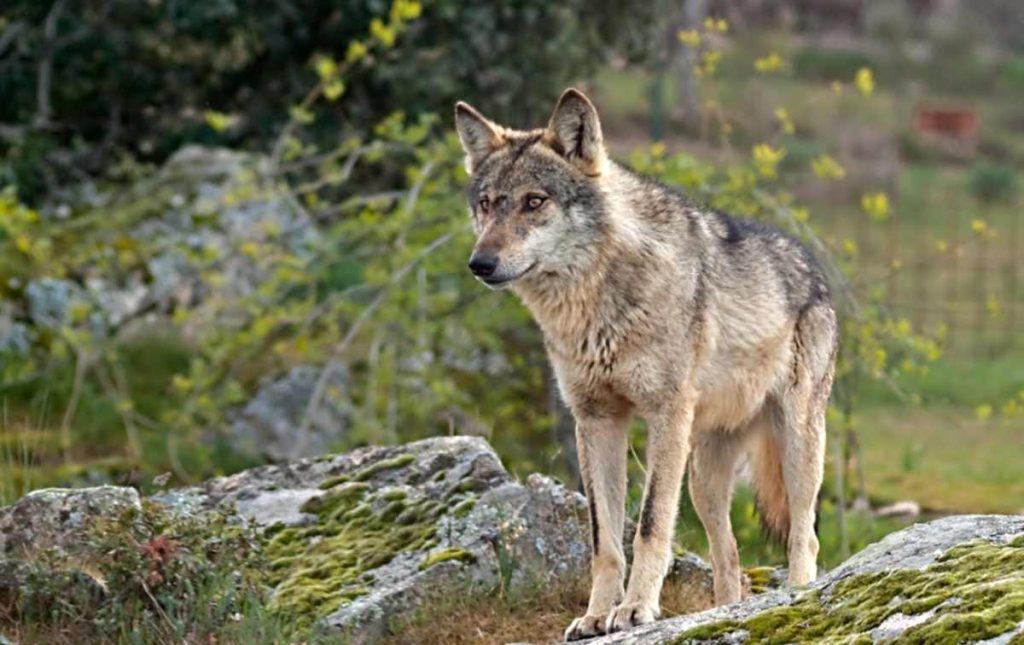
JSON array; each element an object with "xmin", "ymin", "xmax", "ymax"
[
  {"xmin": 0, "ymin": 0, "xmax": 644, "ymax": 201},
  {"xmin": 969, "ymin": 160, "xmax": 1019, "ymax": 203},
  {"xmin": 4, "ymin": 500, "xmax": 296, "ymax": 644}
]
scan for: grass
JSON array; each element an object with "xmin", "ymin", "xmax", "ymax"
[
  {"xmin": 855, "ymin": 404, "xmax": 1024, "ymax": 514},
  {"xmin": 391, "ymin": 572, "xmax": 713, "ymax": 645}
]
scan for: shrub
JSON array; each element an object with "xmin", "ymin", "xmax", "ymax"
[{"xmin": 969, "ymin": 161, "xmax": 1019, "ymax": 203}]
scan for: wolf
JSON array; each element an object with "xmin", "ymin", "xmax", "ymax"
[{"xmin": 454, "ymin": 88, "xmax": 837, "ymax": 640}]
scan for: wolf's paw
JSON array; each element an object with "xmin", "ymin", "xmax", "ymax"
[
  {"xmin": 604, "ymin": 602, "xmax": 657, "ymax": 633},
  {"xmin": 564, "ymin": 614, "xmax": 606, "ymax": 641}
]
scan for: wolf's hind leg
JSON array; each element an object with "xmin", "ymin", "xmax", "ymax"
[
  {"xmin": 564, "ymin": 412, "xmax": 629, "ymax": 642},
  {"xmin": 689, "ymin": 428, "xmax": 744, "ymax": 605},
  {"xmin": 778, "ymin": 305, "xmax": 836, "ymax": 586}
]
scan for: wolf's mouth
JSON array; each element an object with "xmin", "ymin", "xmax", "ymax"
[{"xmin": 481, "ymin": 261, "xmax": 538, "ymax": 288}]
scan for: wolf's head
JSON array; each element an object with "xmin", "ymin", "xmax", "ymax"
[{"xmin": 455, "ymin": 89, "xmax": 609, "ymax": 290}]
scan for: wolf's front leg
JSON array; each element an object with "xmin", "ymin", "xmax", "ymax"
[
  {"xmin": 606, "ymin": 402, "xmax": 694, "ymax": 633},
  {"xmin": 564, "ymin": 413, "xmax": 629, "ymax": 642}
]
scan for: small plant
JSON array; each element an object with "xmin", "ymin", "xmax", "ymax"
[
  {"xmin": 4, "ymin": 500, "xmax": 300, "ymax": 644},
  {"xmin": 969, "ymin": 161, "xmax": 1019, "ymax": 203}
]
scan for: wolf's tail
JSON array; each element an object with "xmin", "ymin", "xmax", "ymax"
[{"xmin": 749, "ymin": 429, "xmax": 790, "ymax": 544}]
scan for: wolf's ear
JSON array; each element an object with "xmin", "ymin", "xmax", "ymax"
[
  {"xmin": 455, "ymin": 102, "xmax": 505, "ymax": 173},
  {"xmin": 544, "ymin": 88, "xmax": 606, "ymax": 176}
]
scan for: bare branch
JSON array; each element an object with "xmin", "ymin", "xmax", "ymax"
[{"xmin": 296, "ymin": 229, "xmax": 456, "ymax": 446}]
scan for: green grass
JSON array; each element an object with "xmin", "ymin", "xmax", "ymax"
[{"xmin": 855, "ymin": 404, "xmax": 1024, "ymax": 514}]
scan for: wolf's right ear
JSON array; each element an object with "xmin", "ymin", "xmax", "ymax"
[{"xmin": 455, "ymin": 102, "xmax": 505, "ymax": 173}]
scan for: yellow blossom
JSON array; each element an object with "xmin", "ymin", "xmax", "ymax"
[
  {"xmin": 854, "ymin": 67, "xmax": 875, "ymax": 95},
  {"xmin": 678, "ymin": 29, "xmax": 701, "ymax": 47},
  {"xmin": 971, "ymin": 218, "xmax": 987, "ymax": 234},
  {"xmin": 752, "ymin": 143, "xmax": 785, "ymax": 179},
  {"xmin": 323, "ymin": 79, "xmax": 345, "ymax": 101},
  {"xmin": 775, "ymin": 108, "xmax": 795, "ymax": 135},
  {"xmin": 704, "ymin": 17, "xmax": 728, "ymax": 32},
  {"xmin": 204, "ymin": 110, "xmax": 233, "ymax": 133},
  {"xmin": 754, "ymin": 52, "xmax": 784, "ymax": 73},
  {"xmin": 861, "ymin": 192, "xmax": 890, "ymax": 221},
  {"xmin": 975, "ymin": 404, "xmax": 993, "ymax": 421},
  {"xmin": 345, "ymin": 40, "xmax": 368, "ymax": 63},
  {"xmin": 370, "ymin": 18, "xmax": 396, "ymax": 47},
  {"xmin": 935, "ymin": 239, "xmax": 949, "ymax": 252},
  {"xmin": 812, "ymin": 154, "xmax": 846, "ymax": 180},
  {"xmin": 314, "ymin": 56, "xmax": 338, "ymax": 80}
]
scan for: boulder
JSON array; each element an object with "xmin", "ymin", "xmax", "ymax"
[
  {"xmin": 588, "ymin": 514, "xmax": 1024, "ymax": 644},
  {"xmin": 226, "ymin": 364, "xmax": 352, "ymax": 462},
  {"xmin": 0, "ymin": 436, "xmax": 590, "ymax": 641}
]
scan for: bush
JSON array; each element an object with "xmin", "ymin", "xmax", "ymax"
[
  {"xmin": 0, "ymin": 0, "xmax": 646, "ymax": 201},
  {"xmin": 969, "ymin": 161, "xmax": 1019, "ymax": 203}
]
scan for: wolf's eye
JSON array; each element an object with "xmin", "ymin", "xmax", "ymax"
[
  {"xmin": 524, "ymin": 195, "xmax": 547, "ymax": 211},
  {"xmin": 477, "ymin": 197, "xmax": 490, "ymax": 213}
]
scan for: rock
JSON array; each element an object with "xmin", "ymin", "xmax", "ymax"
[
  {"xmin": 0, "ymin": 485, "xmax": 141, "ymax": 559},
  {"xmin": 154, "ymin": 435, "xmax": 591, "ymax": 641},
  {"xmin": 226, "ymin": 364, "xmax": 352, "ymax": 462},
  {"xmin": 588, "ymin": 514, "xmax": 1024, "ymax": 644},
  {"xmin": 874, "ymin": 499, "xmax": 921, "ymax": 518},
  {"xmin": 0, "ymin": 485, "xmax": 141, "ymax": 599}
]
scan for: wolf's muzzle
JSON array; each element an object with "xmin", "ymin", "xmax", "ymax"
[{"xmin": 468, "ymin": 252, "xmax": 499, "ymax": 278}]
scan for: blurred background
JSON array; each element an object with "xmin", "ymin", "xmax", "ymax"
[{"xmin": 1, "ymin": 0, "xmax": 1022, "ymax": 571}]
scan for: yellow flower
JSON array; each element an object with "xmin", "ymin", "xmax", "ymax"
[
  {"xmin": 842, "ymin": 239, "xmax": 858, "ymax": 256},
  {"xmin": 861, "ymin": 192, "xmax": 890, "ymax": 221},
  {"xmin": 935, "ymin": 239, "xmax": 949, "ymax": 253},
  {"xmin": 391, "ymin": 0, "xmax": 422, "ymax": 21},
  {"xmin": 775, "ymin": 108, "xmax": 795, "ymax": 135},
  {"xmin": 677, "ymin": 29, "xmax": 701, "ymax": 47},
  {"xmin": 323, "ymin": 79, "xmax": 345, "ymax": 101},
  {"xmin": 754, "ymin": 53, "xmax": 784, "ymax": 73},
  {"xmin": 204, "ymin": 110, "xmax": 233, "ymax": 133},
  {"xmin": 752, "ymin": 143, "xmax": 785, "ymax": 179},
  {"xmin": 650, "ymin": 141, "xmax": 666, "ymax": 158},
  {"xmin": 696, "ymin": 50, "xmax": 721, "ymax": 77},
  {"xmin": 975, "ymin": 404, "xmax": 993, "ymax": 421},
  {"xmin": 345, "ymin": 40, "xmax": 368, "ymax": 63},
  {"xmin": 792, "ymin": 207, "xmax": 810, "ymax": 223},
  {"xmin": 704, "ymin": 17, "xmax": 728, "ymax": 33},
  {"xmin": 812, "ymin": 154, "xmax": 846, "ymax": 180},
  {"xmin": 314, "ymin": 56, "xmax": 338, "ymax": 81},
  {"xmin": 987, "ymin": 294, "xmax": 1002, "ymax": 318},
  {"xmin": 854, "ymin": 67, "xmax": 875, "ymax": 96},
  {"xmin": 370, "ymin": 18, "xmax": 396, "ymax": 47},
  {"xmin": 971, "ymin": 218, "xmax": 987, "ymax": 234}
]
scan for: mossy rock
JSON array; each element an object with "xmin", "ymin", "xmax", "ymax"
[{"xmin": 588, "ymin": 515, "xmax": 1024, "ymax": 645}]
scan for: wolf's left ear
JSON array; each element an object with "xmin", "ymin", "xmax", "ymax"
[
  {"xmin": 455, "ymin": 102, "xmax": 505, "ymax": 173},
  {"xmin": 544, "ymin": 88, "xmax": 606, "ymax": 176}
]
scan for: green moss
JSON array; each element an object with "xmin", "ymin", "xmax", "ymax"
[
  {"xmin": 673, "ymin": 539, "xmax": 1024, "ymax": 644},
  {"xmin": 452, "ymin": 496, "xmax": 476, "ymax": 518},
  {"xmin": 265, "ymin": 470, "xmax": 478, "ymax": 627},
  {"xmin": 318, "ymin": 474, "xmax": 350, "ymax": 490},
  {"xmin": 744, "ymin": 566, "xmax": 779, "ymax": 594},
  {"xmin": 419, "ymin": 548, "xmax": 477, "ymax": 571},
  {"xmin": 351, "ymin": 453, "xmax": 416, "ymax": 482}
]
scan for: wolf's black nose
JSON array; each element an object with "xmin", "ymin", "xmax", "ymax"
[{"xmin": 468, "ymin": 253, "xmax": 498, "ymax": 277}]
